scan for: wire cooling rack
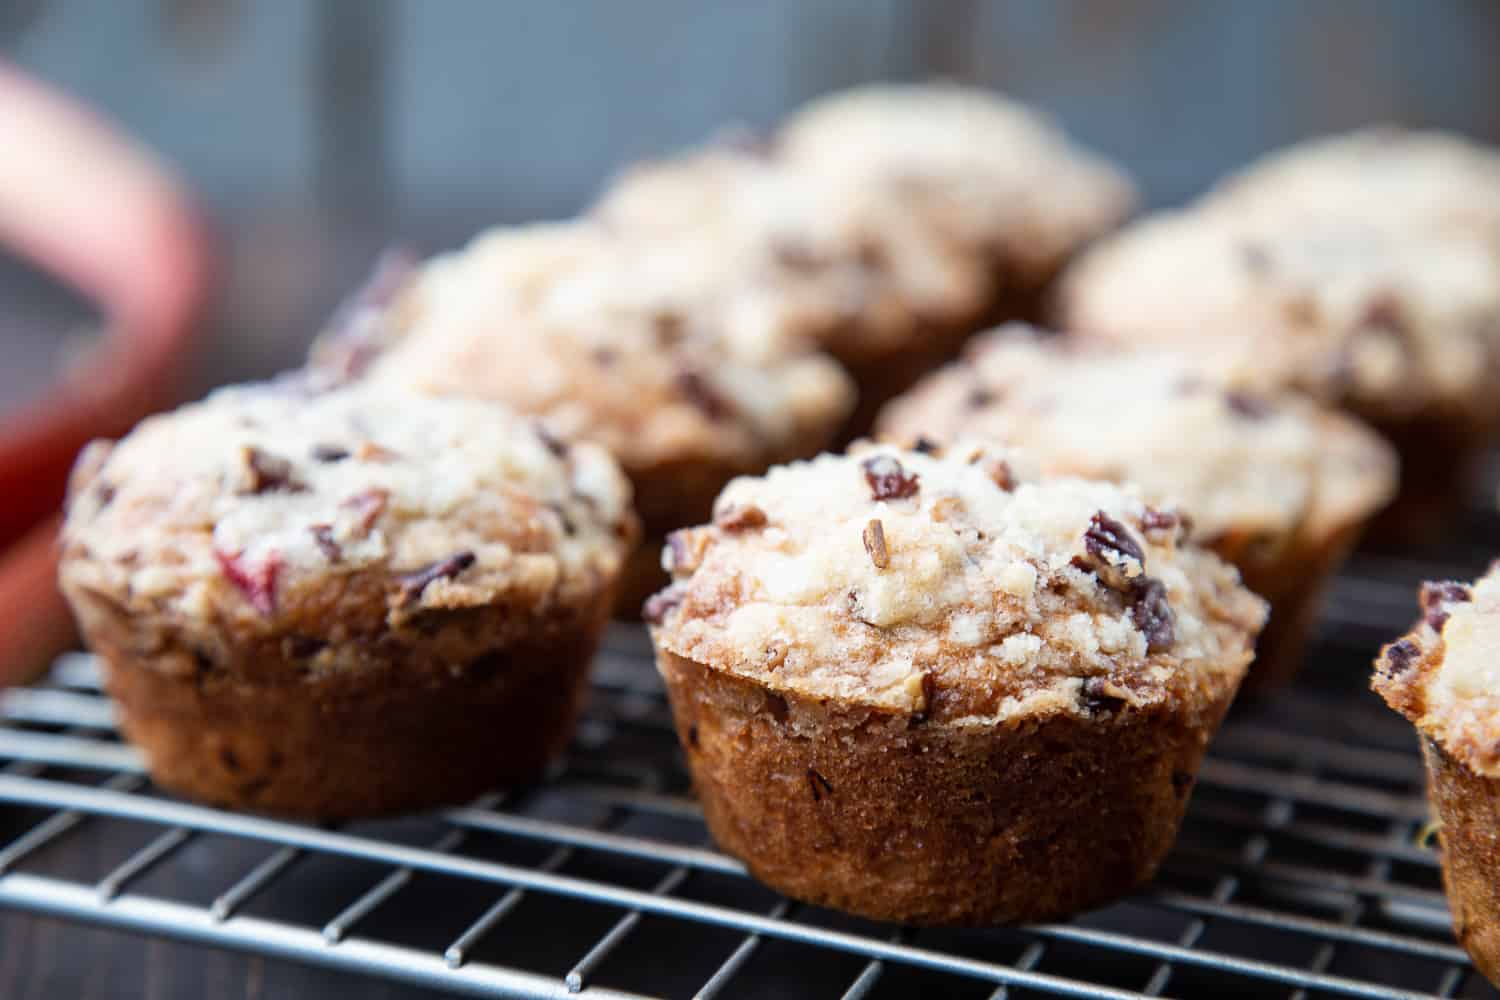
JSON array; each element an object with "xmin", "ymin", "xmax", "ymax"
[{"xmin": 4, "ymin": 510, "xmax": 1500, "ymax": 999}]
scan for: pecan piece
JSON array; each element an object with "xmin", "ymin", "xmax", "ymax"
[
  {"xmin": 716, "ymin": 504, "xmax": 768, "ymax": 532},
  {"xmin": 862, "ymin": 518, "xmax": 889, "ymax": 569}
]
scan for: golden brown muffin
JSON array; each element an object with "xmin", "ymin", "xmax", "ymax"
[
  {"xmin": 313, "ymin": 221, "xmax": 855, "ymax": 614},
  {"xmin": 877, "ymin": 326, "xmax": 1396, "ymax": 691},
  {"xmin": 778, "ymin": 83, "xmax": 1137, "ymax": 322},
  {"xmin": 1057, "ymin": 211, "xmax": 1500, "ymax": 545},
  {"xmin": 648, "ymin": 440, "xmax": 1266, "ymax": 925},
  {"xmin": 593, "ymin": 141, "xmax": 996, "ymax": 434},
  {"xmin": 58, "ymin": 377, "xmax": 636, "ymax": 820},
  {"xmin": 1373, "ymin": 567, "xmax": 1500, "ymax": 985}
]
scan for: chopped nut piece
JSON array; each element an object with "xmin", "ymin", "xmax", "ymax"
[
  {"xmin": 716, "ymin": 504, "xmax": 768, "ymax": 532},
  {"xmin": 355, "ymin": 440, "xmax": 399, "ymax": 462},
  {"xmin": 862, "ymin": 518, "xmax": 889, "ymax": 569},
  {"xmin": 341, "ymin": 488, "xmax": 389, "ymax": 536}
]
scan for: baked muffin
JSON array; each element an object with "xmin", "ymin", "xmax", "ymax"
[
  {"xmin": 593, "ymin": 142, "xmax": 995, "ymax": 432},
  {"xmin": 58, "ymin": 377, "xmax": 636, "ymax": 820},
  {"xmin": 777, "ymin": 82, "xmax": 1137, "ymax": 320},
  {"xmin": 1203, "ymin": 126, "xmax": 1500, "ymax": 240},
  {"xmin": 1373, "ymin": 566, "xmax": 1500, "ymax": 985},
  {"xmin": 1057, "ymin": 211, "xmax": 1500, "ymax": 544},
  {"xmin": 647, "ymin": 440, "xmax": 1266, "ymax": 925},
  {"xmin": 314, "ymin": 221, "xmax": 854, "ymax": 613},
  {"xmin": 877, "ymin": 327, "xmax": 1396, "ymax": 692}
]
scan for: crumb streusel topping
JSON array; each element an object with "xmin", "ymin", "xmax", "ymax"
[
  {"xmin": 876, "ymin": 326, "xmax": 1397, "ymax": 544},
  {"xmin": 649, "ymin": 441, "xmax": 1265, "ymax": 723},
  {"xmin": 776, "ymin": 83, "xmax": 1137, "ymax": 282},
  {"xmin": 1059, "ymin": 211, "xmax": 1500, "ymax": 420},
  {"xmin": 1205, "ymin": 126, "xmax": 1500, "ymax": 239},
  {"xmin": 594, "ymin": 146, "xmax": 996, "ymax": 358},
  {"xmin": 60, "ymin": 378, "xmax": 636, "ymax": 632},
  {"xmin": 343, "ymin": 222, "xmax": 855, "ymax": 478},
  {"xmin": 1375, "ymin": 565, "xmax": 1500, "ymax": 776}
]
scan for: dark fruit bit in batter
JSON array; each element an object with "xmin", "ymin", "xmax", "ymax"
[
  {"xmin": 311, "ymin": 443, "xmax": 350, "ymax": 463},
  {"xmin": 1382, "ymin": 639, "xmax": 1421, "ymax": 677},
  {"xmin": 309, "ymin": 524, "xmax": 342, "ymax": 562},
  {"xmin": 239, "ymin": 446, "xmax": 306, "ymax": 495},
  {"xmin": 1079, "ymin": 512, "xmax": 1149, "ymax": 589},
  {"xmin": 1225, "ymin": 392, "xmax": 1271, "ymax": 420},
  {"xmin": 1080, "ymin": 677, "xmax": 1126, "ymax": 714},
  {"xmin": 1130, "ymin": 577, "xmax": 1176, "ymax": 653},
  {"xmin": 1141, "ymin": 508, "xmax": 1179, "ymax": 540},
  {"xmin": 1419, "ymin": 581, "xmax": 1472, "ymax": 631},
  {"xmin": 214, "ymin": 549, "xmax": 283, "ymax": 616},
  {"xmin": 862, "ymin": 455, "xmax": 920, "ymax": 501},
  {"xmin": 807, "ymin": 768, "xmax": 834, "ymax": 802},
  {"xmin": 397, "ymin": 551, "xmax": 476, "ymax": 607},
  {"xmin": 912, "ymin": 436, "xmax": 941, "ymax": 455},
  {"xmin": 967, "ymin": 386, "xmax": 996, "ymax": 408}
]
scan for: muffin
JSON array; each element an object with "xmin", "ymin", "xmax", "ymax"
[
  {"xmin": 647, "ymin": 440, "xmax": 1266, "ymax": 925},
  {"xmin": 593, "ymin": 141, "xmax": 996, "ymax": 432},
  {"xmin": 1057, "ymin": 211, "xmax": 1500, "ymax": 544},
  {"xmin": 314, "ymin": 221, "xmax": 855, "ymax": 613},
  {"xmin": 1373, "ymin": 566, "xmax": 1500, "ymax": 984},
  {"xmin": 1203, "ymin": 126, "xmax": 1500, "ymax": 241},
  {"xmin": 777, "ymin": 82, "xmax": 1137, "ymax": 321},
  {"xmin": 877, "ymin": 327, "xmax": 1396, "ymax": 692},
  {"xmin": 58, "ymin": 377, "xmax": 636, "ymax": 820}
]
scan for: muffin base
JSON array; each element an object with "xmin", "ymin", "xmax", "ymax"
[
  {"xmin": 1423, "ymin": 739, "xmax": 1500, "ymax": 986},
  {"xmin": 1218, "ymin": 519, "xmax": 1365, "ymax": 695},
  {"xmin": 658, "ymin": 650, "xmax": 1234, "ymax": 925},
  {"xmin": 94, "ymin": 603, "xmax": 609, "ymax": 821},
  {"xmin": 836, "ymin": 316, "xmax": 979, "ymax": 441},
  {"xmin": 1361, "ymin": 410, "xmax": 1488, "ymax": 549}
]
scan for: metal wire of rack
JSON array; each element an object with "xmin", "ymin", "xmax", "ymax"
[{"xmin": 3, "ymin": 517, "xmax": 1500, "ymax": 999}]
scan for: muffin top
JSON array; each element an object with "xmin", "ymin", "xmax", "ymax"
[
  {"xmin": 594, "ymin": 145, "xmax": 995, "ymax": 360},
  {"xmin": 60, "ymin": 377, "xmax": 636, "ymax": 639},
  {"xmin": 1205, "ymin": 126, "xmax": 1500, "ymax": 239},
  {"xmin": 876, "ymin": 326, "xmax": 1397, "ymax": 546},
  {"xmin": 648, "ymin": 440, "xmax": 1266, "ymax": 724},
  {"xmin": 1058, "ymin": 210, "xmax": 1500, "ymax": 421},
  {"xmin": 1374, "ymin": 565, "xmax": 1500, "ymax": 777},
  {"xmin": 329, "ymin": 222, "xmax": 854, "ymax": 507},
  {"xmin": 776, "ymin": 83, "xmax": 1137, "ymax": 283}
]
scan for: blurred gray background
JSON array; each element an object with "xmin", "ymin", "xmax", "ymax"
[{"xmin": 3, "ymin": 0, "xmax": 1499, "ymax": 412}]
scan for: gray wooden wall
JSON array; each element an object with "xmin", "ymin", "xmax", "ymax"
[{"xmin": 3, "ymin": 0, "xmax": 1498, "ymax": 395}]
